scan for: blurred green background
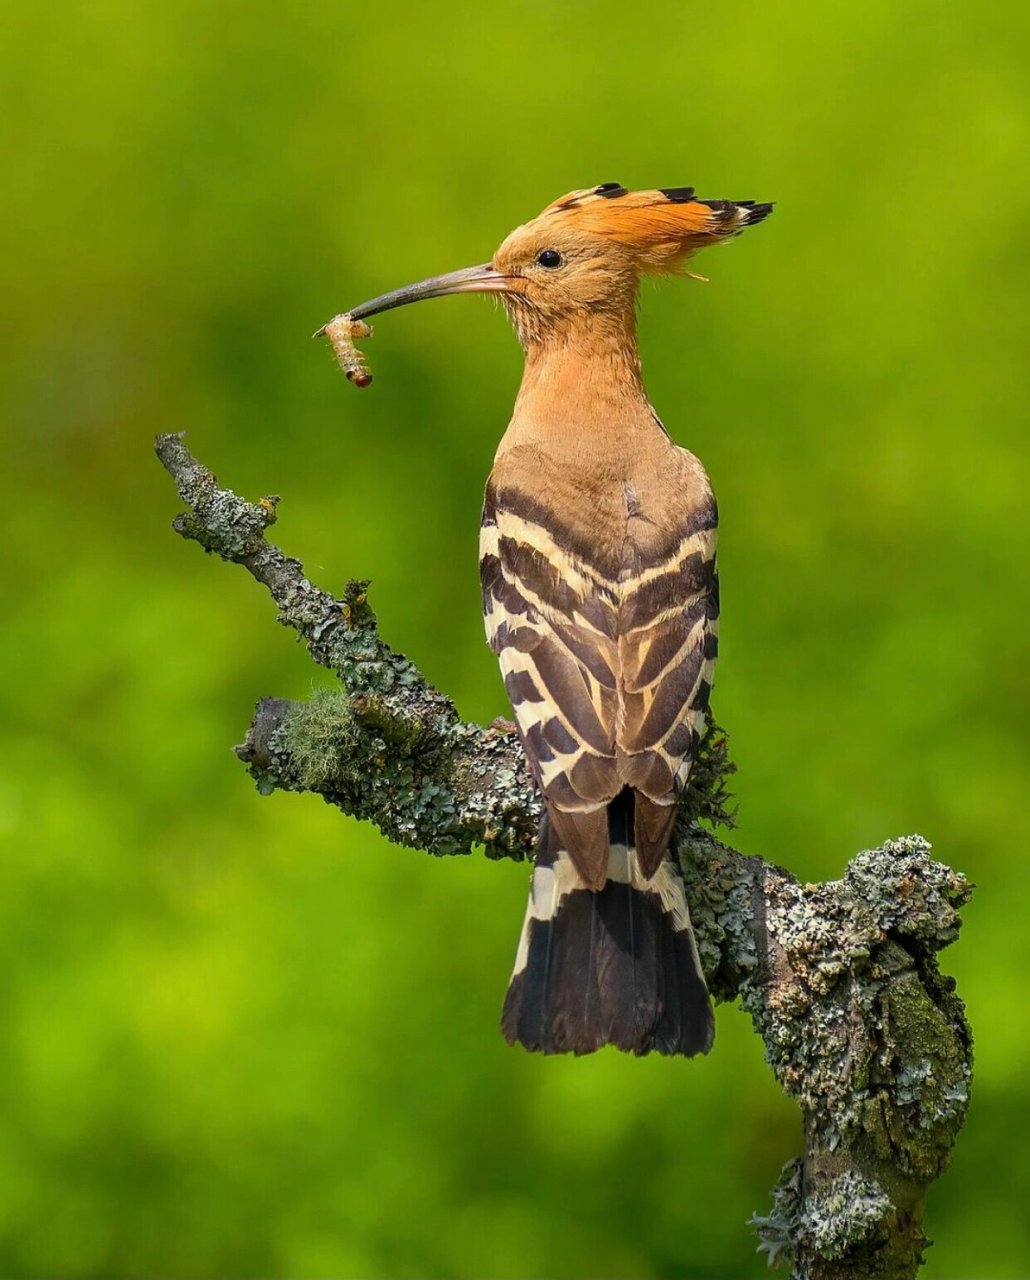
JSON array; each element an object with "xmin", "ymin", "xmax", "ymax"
[{"xmin": 2, "ymin": 0, "xmax": 1028, "ymax": 1276}]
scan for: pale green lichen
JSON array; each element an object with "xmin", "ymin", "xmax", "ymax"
[
  {"xmin": 753, "ymin": 1165, "xmax": 895, "ymax": 1270},
  {"xmin": 751, "ymin": 1158, "xmax": 803, "ymax": 1269},
  {"xmin": 844, "ymin": 835, "xmax": 971, "ymax": 950},
  {"xmin": 676, "ymin": 831, "xmax": 760, "ymax": 998},
  {"xmin": 799, "ymin": 1170, "xmax": 892, "ymax": 1261},
  {"xmin": 282, "ymin": 686, "xmax": 355, "ymax": 787}
]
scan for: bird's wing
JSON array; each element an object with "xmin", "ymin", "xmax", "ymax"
[
  {"xmin": 615, "ymin": 490, "xmax": 719, "ymax": 875},
  {"xmin": 480, "ymin": 480, "xmax": 621, "ymax": 887}
]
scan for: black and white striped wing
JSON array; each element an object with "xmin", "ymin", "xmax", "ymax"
[
  {"xmin": 480, "ymin": 488, "xmax": 621, "ymax": 885},
  {"xmin": 616, "ymin": 516, "xmax": 719, "ymax": 870}
]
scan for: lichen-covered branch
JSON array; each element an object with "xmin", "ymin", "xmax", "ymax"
[
  {"xmin": 157, "ymin": 433, "xmax": 972, "ymax": 1280},
  {"xmin": 681, "ymin": 832, "xmax": 973, "ymax": 1279}
]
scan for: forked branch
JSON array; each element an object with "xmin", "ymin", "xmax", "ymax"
[{"xmin": 157, "ymin": 433, "xmax": 972, "ymax": 1280}]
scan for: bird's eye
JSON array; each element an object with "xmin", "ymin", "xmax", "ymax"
[{"xmin": 536, "ymin": 249, "xmax": 563, "ymax": 269}]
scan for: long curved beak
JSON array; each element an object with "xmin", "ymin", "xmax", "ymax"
[{"xmin": 314, "ymin": 263, "xmax": 512, "ymax": 336}]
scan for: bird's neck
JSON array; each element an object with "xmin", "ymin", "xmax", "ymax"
[{"xmin": 502, "ymin": 310, "xmax": 657, "ymax": 454}]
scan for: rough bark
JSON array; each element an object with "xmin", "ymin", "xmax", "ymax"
[{"xmin": 157, "ymin": 432, "xmax": 972, "ymax": 1280}]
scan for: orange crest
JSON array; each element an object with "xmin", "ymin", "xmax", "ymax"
[{"xmin": 538, "ymin": 183, "xmax": 772, "ymax": 272}]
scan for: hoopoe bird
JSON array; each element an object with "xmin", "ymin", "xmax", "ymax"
[{"xmin": 331, "ymin": 183, "xmax": 772, "ymax": 1057}]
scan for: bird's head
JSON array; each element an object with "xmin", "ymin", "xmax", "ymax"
[{"xmin": 329, "ymin": 184, "xmax": 772, "ymax": 348}]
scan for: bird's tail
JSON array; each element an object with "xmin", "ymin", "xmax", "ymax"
[{"xmin": 501, "ymin": 792, "xmax": 714, "ymax": 1057}]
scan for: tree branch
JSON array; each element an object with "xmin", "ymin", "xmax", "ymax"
[{"xmin": 157, "ymin": 432, "xmax": 972, "ymax": 1280}]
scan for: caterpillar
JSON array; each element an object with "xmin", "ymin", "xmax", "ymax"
[{"xmin": 321, "ymin": 314, "xmax": 373, "ymax": 388}]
